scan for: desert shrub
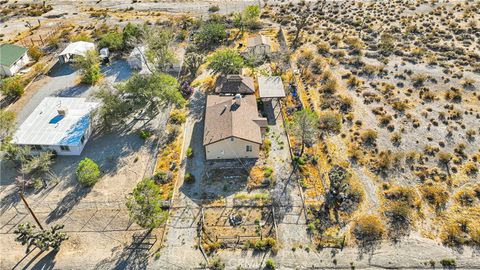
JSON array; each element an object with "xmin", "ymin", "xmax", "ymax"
[
  {"xmin": 441, "ymin": 222, "xmax": 467, "ymax": 247},
  {"xmin": 440, "ymin": 259, "xmax": 456, "ymax": 268},
  {"xmin": 28, "ymin": 46, "xmax": 43, "ymax": 62},
  {"xmin": 420, "ymin": 183, "xmax": 448, "ymax": 210},
  {"xmin": 317, "ymin": 41, "xmax": 331, "ymax": 55},
  {"xmin": 384, "ymin": 202, "xmax": 412, "ymax": 226},
  {"xmin": 383, "ymin": 186, "xmax": 416, "ymax": 204},
  {"xmin": 138, "ymin": 129, "xmax": 152, "ymax": 139},
  {"xmin": 320, "ymin": 78, "xmax": 339, "ymax": 95},
  {"xmin": 360, "ymin": 129, "xmax": 378, "ymax": 146},
  {"xmin": 184, "ymin": 172, "xmax": 195, "ymax": 183},
  {"xmin": 318, "ymin": 111, "xmax": 342, "ymax": 134},
  {"xmin": 245, "ymin": 237, "xmax": 277, "ymax": 252},
  {"xmin": 455, "ymin": 189, "xmax": 476, "ymax": 207},
  {"xmin": 76, "ymin": 158, "xmax": 100, "ymax": 187},
  {"xmin": 169, "ymin": 110, "xmax": 186, "ymax": 124},
  {"xmin": 391, "ymin": 100, "xmax": 408, "ymax": 112},
  {"xmin": 411, "ymin": 73, "xmax": 428, "ymax": 87},
  {"xmin": 310, "ymin": 57, "xmax": 325, "ymax": 75},
  {"xmin": 186, "ymin": 147, "xmax": 193, "ymax": 158},
  {"xmin": 208, "ymin": 257, "xmax": 225, "ymax": 270},
  {"xmin": 153, "ymin": 171, "xmax": 173, "ymax": 184},
  {"xmin": 265, "ymin": 259, "xmax": 276, "ymax": 270},
  {"xmin": 464, "ymin": 162, "xmax": 478, "ymax": 176},
  {"xmin": 390, "ymin": 132, "xmax": 401, "ymax": 146},
  {"xmin": 346, "ymin": 75, "xmax": 362, "ymax": 88},
  {"xmin": 0, "ymin": 76, "xmax": 24, "ymax": 98},
  {"xmin": 374, "ymin": 150, "xmax": 401, "ymax": 174},
  {"xmin": 352, "ymin": 215, "xmax": 385, "ymax": 243},
  {"xmin": 69, "ymin": 32, "xmax": 93, "ymax": 42},
  {"xmin": 208, "ymin": 5, "xmax": 220, "ymax": 13}
]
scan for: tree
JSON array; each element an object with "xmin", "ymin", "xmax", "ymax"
[
  {"xmin": 0, "ymin": 109, "xmax": 16, "ymax": 143},
  {"xmin": 145, "ymin": 27, "xmax": 176, "ymax": 72},
  {"xmin": 194, "ymin": 22, "xmax": 226, "ymax": 50},
  {"xmin": 207, "ymin": 49, "xmax": 244, "ymax": 75},
  {"xmin": 99, "ymin": 31, "xmax": 124, "ymax": 51},
  {"xmin": 20, "ymin": 151, "xmax": 53, "ymax": 176},
  {"xmin": 183, "ymin": 52, "xmax": 205, "ymax": 80},
  {"xmin": 126, "ymin": 178, "xmax": 168, "ymax": 229},
  {"xmin": 122, "ymin": 22, "xmax": 142, "ymax": 49},
  {"xmin": 288, "ymin": 109, "xmax": 318, "ymax": 157},
  {"xmin": 93, "ymin": 85, "xmax": 131, "ymax": 129},
  {"xmin": 233, "ymin": 5, "xmax": 261, "ymax": 35},
  {"xmin": 14, "ymin": 222, "xmax": 68, "ymax": 253},
  {"xmin": 0, "ymin": 76, "xmax": 25, "ymax": 98},
  {"xmin": 76, "ymin": 158, "xmax": 100, "ymax": 187},
  {"xmin": 119, "ymin": 72, "xmax": 185, "ymax": 118},
  {"xmin": 75, "ymin": 50, "xmax": 102, "ymax": 85}
]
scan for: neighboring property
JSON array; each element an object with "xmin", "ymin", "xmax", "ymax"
[
  {"xmin": 258, "ymin": 76, "xmax": 286, "ymax": 99},
  {"xmin": 204, "ymin": 94, "xmax": 267, "ymax": 160},
  {"xmin": 13, "ymin": 97, "xmax": 100, "ymax": 156},
  {"xmin": 58, "ymin": 41, "xmax": 95, "ymax": 63},
  {"xmin": 246, "ymin": 35, "xmax": 271, "ymax": 57},
  {"xmin": 215, "ymin": 75, "xmax": 255, "ymax": 95},
  {"xmin": 0, "ymin": 44, "xmax": 29, "ymax": 77}
]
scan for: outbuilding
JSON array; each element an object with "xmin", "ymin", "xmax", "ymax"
[
  {"xmin": 0, "ymin": 44, "xmax": 30, "ymax": 77},
  {"xmin": 13, "ymin": 97, "xmax": 100, "ymax": 156},
  {"xmin": 58, "ymin": 41, "xmax": 95, "ymax": 63}
]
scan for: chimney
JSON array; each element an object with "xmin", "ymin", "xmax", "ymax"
[
  {"xmin": 234, "ymin": 94, "xmax": 242, "ymax": 106},
  {"xmin": 57, "ymin": 107, "xmax": 68, "ymax": 116}
]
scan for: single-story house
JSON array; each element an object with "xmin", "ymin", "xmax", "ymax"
[
  {"xmin": 215, "ymin": 75, "xmax": 255, "ymax": 95},
  {"xmin": 58, "ymin": 41, "xmax": 95, "ymax": 63},
  {"xmin": 0, "ymin": 44, "xmax": 30, "ymax": 77},
  {"xmin": 13, "ymin": 97, "xmax": 100, "ymax": 156},
  {"xmin": 246, "ymin": 35, "xmax": 271, "ymax": 57},
  {"xmin": 204, "ymin": 94, "xmax": 267, "ymax": 160}
]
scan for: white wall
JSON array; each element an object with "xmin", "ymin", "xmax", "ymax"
[{"xmin": 205, "ymin": 137, "xmax": 260, "ymax": 160}]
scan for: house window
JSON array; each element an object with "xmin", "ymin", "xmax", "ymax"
[
  {"xmin": 246, "ymin": 145, "xmax": 252, "ymax": 152},
  {"xmin": 31, "ymin": 145, "xmax": 42, "ymax": 151},
  {"xmin": 60, "ymin": 145, "xmax": 70, "ymax": 151},
  {"xmin": 231, "ymin": 137, "xmax": 234, "ymax": 142},
  {"xmin": 81, "ymin": 135, "xmax": 86, "ymax": 144}
]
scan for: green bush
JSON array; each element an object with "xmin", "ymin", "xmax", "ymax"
[
  {"xmin": 0, "ymin": 76, "xmax": 24, "ymax": 98},
  {"xmin": 76, "ymin": 158, "xmax": 100, "ymax": 187},
  {"xmin": 186, "ymin": 147, "xmax": 193, "ymax": 158},
  {"xmin": 169, "ymin": 110, "xmax": 186, "ymax": 124},
  {"xmin": 99, "ymin": 31, "xmax": 124, "ymax": 51},
  {"xmin": 208, "ymin": 5, "xmax": 220, "ymax": 12},
  {"xmin": 184, "ymin": 172, "xmax": 195, "ymax": 183},
  {"xmin": 265, "ymin": 259, "xmax": 276, "ymax": 270},
  {"xmin": 139, "ymin": 129, "xmax": 152, "ymax": 139}
]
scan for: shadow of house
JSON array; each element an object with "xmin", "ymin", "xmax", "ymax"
[
  {"xmin": 101, "ymin": 60, "xmax": 132, "ymax": 83},
  {"xmin": 48, "ymin": 62, "xmax": 76, "ymax": 77}
]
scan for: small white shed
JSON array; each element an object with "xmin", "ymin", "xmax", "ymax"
[
  {"xmin": 58, "ymin": 41, "xmax": 95, "ymax": 63},
  {"xmin": 127, "ymin": 46, "xmax": 147, "ymax": 71},
  {"xmin": 246, "ymin": 35, "xmax": 271, "ymax": 57}
]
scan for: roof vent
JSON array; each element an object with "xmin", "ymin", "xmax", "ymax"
[
  {"xmin": 234, "ymin": 94, "xmax": 242, "ymax": 106},
  {"xmin": 57, "ymin": 108, "xmax": 68, "ymax": 116}
]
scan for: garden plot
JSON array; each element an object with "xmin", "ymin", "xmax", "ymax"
[{"xmin": 201, "ymin": 205, "xmax": 276, "ymax": 253}]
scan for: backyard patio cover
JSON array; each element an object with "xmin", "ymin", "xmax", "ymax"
[
  {"xmin": 258, "ymin": 76, "xmax": 286, "ymax": 98},
  {"xmin": 59, "ymin": 41, "xmax": 95, "ymax": 57}
]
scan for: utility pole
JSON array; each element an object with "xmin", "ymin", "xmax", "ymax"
[{"xmin": 19, "ymin": 192, "xmax": 44, "ymax": 230}]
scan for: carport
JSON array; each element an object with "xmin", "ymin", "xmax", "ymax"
[{"xmin": 258, "ymin": 76, "xmax": 286, "ymax": 125}]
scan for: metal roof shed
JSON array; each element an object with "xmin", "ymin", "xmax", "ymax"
[
  {"xmin": 258, "ymin": 76, "xmax": 286, "ymax": 99},
  {"xmin": 59, "ymin": 41, "xmax": 95, "ymax": 63}
]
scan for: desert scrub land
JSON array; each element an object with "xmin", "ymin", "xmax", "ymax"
[{"xmin": 266, "ymin": 0, "xmax": 480, "ymax": 253}]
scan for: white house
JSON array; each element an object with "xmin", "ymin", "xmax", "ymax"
[
  {"xmin": 246, "ymin": 35, "xmax": 271, "ymax": 57},
  {"xmin": 13, "ymin": 97, "xmax": 100, "ymax": 156},
  {"xmin": 0, "ymin": 44, "xmax": 30, "ymax": 77},
  {"xmin": 58, "ymin": 41, "xmax": 95, "ymax": 63}
]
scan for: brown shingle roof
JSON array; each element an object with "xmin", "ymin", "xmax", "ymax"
[
  {"xmin": 215, "ymin": 75, "xmax": 255, "ymax": 95},
  {"xmin": 203, "ymin": 95, "xmax": 263, "ymax": 146}
]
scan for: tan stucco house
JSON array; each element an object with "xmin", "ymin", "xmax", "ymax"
[{"xmin": 204, "ymin": 94, "xmax": 267, "ymax": 160}]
